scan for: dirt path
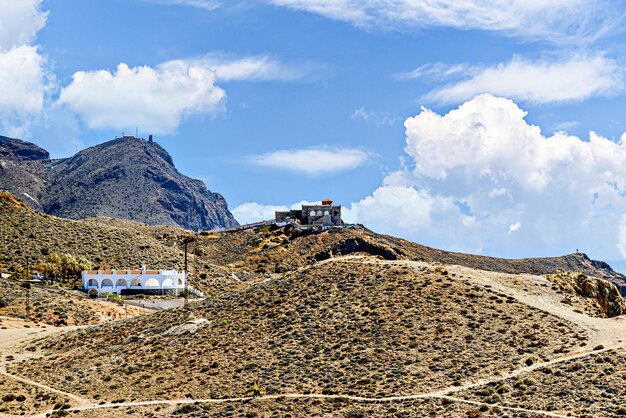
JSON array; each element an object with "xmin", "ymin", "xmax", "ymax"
[
  {"xmin": 4, "ymin": 256, "xmax": 626, "ymax": 417},
  {"xmin": 0, "ymin": 325, "xmax": 92, "ymax": 418},
  {"xmin": 61, "ymin": 392, "xmax": 569, "ymax": 417}
]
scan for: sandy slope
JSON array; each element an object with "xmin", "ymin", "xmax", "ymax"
[{"xmin": 0, "ymin": 256, "xmax": 625, "ymax": 417}]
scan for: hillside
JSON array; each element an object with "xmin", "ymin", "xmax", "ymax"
[
  {"xmin": 0, "ymin": 277, "xmax": 151, "ymax": 327},
  {"xmin": 0, "ymin": 135, "xmax": 50, "ymax": 210},
  {"xmin": 2, "ymin": 193, "xmax": 626, "ymax": 416},
  {"xmin": 0, "ymin": 135, "xmax": 237, "ymax": 230},
  {"xmin": 7, "ymin": 257, "xmax": 626, "ymax": 417},
  {"xmin": 7, "ymin": 261, "xmax": 588, "ymax": 402},
  {"xmin": 2, "ymin": 191, "xmax": 625, "ymax": 297}
]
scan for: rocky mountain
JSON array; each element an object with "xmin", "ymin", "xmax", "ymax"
[
  {"xmin": 0, "ymin": 135, "xmax": 237, "ymax": 230},
  {"xmin": 0, "ymin": 135, "xmax": 50, "ymax": 210}
]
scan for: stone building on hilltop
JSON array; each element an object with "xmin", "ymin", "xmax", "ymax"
[{"xmin": 275, "ymin": 199, "xmax": 342, "ymax": 226}]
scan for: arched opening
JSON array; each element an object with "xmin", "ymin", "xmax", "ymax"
[
  {"xmin": 309, "ymin": 210, "xmax": 316, "ymax": 216},
  {"xmin": 317, "ymin": 210, "xmax": 323, "ymax": 216},
  {"xmin": 88, "ymin": 288, "xmax": 99, "ymax": 298},
  {"xmin": 87, "ymin": 278, "xmax": 98, "ymax": 287},
  {"xmin": 116, "ymin": 279, "xmax": 128, "ymax": 289},
  {"xmin": 101, "ymin": 279, "xmax": 113, "ymax": 288},
  {"xmin": 131, "ymin": 278, "xmax": 141, "ymax": 287},
  {"xmin": 145, "ymin": 278, "xmax": 160, "ymax": 287},
  {"xmin": 162, "ymin": 278, "xmax": 174, "ymax": 288},
  {"xmin": 323, "ymin": 210, "xmax": 330, "ymax": 216},
  {"xmin": 333, "ymin": 210, "xmax": 339, "ymax": 216}
]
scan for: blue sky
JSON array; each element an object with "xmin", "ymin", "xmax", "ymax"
[{"xmin": 4, "ymin": 0, "xmax": 626, "ymax": 261}]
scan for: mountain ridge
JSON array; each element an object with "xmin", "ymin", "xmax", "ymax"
[{"xmin": 0, "ymin": 135, "xmax": 237, "ymax": 230}]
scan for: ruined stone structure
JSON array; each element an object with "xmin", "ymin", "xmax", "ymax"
[
  {"xmin": 82, "ymin": 264, "xmax": 186, "ymax": 296},
  {"xmin": 276, "ymin": 199, "xmax": 342, "ymax": 226}
]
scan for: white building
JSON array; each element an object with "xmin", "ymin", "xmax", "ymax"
[{"xmin": 81, "ymin": 265, "xmax": 186, "ymax": 296}]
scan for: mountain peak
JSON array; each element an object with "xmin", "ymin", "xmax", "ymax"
[{"xmin": 0, "ymin": 135, "xmax": 237, "ymax": 230}]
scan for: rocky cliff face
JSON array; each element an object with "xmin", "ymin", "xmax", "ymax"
[
  {"xmin": 545, "ymin": 269, "xmax": 626, "ymax": 317},
  {"xmin": 0, "ymin": 136, "xmax": 50, "ymax": 210},
  {"xmin": 0, "ymin": 136, "xmax": 237, "ymax": 230}
]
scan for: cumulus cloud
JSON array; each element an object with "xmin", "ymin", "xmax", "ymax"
[
  {"xmin": 57, "ymin": 55, "xmax": 300, "ymax": 134},
  {"xmin": 0, "ymin": 1, "xmax": 53, "ymax": 136},
  {"xmin": 270, "ymin": 0, "xmax": 618, "ymax": 43},
  {"xmin": 232, "ymin": 202, "xmax": 290, "ymax": 225},
  {"xmin": 232, "ymin": 200, "xmax": 323, "ymax": 224},
  {"xmin": 345, "ymin": 94, "xmax": 626, "ymax": 259},
  {"xmin": 0, "ymin": 0, "xmax": 48, "ymax": 50},
  {"xmin": 0, "ymin": 46, "xmax": 50, "ymax": 120},
  {"xmin": 247, "ymin": 147, "xmax": 371, "ymax": 175},
  {"xmin": 419, "ymin": 54, "xmax": 623, "ymax": 104},
  {"xmin": 351, "ymin": 107, "xmax": 399, "ymax": 126},
  {"xmin": 58, "ymin": 61, "xmax": 225, "ymax": 134}
]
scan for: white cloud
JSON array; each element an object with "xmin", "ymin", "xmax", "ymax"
[
  {"xmin": 0, "ymin": 1, "xmax": 53, "ymax": 137},
  {"xmin": 395, "ymin": 63, "xmax": 472, "ymax": 81},
  {"xmin": 58, "ymin": 61, "xmax": 226, "ymax": 134},
  {"xmin": 0, "ymin": 0, "xmax": 48, "ymax": 50},
  {"xmin": 57, "ymin": 55, "xmax": 299, "ymax": 134},
  {"xmin": 420, "ymin": 54, "xmax": 623, "ymax": 104},
  {"xmin": 194, "ymin": 54, "xmax": 303, "ymax": 81},
  {"xmin": 618, "ymin": 216, "xmax": 626, "ymax": 258},
  {"xmin": 270, "ymin": 0, "xmax": 618, "ymax": 44},
  {"xmin": 351, "ymin": 107, "xmax": 399, "ymax": 126},
  {"xmin": 147, "ymin": 0, "xmax": 221, "ymax": 10},
  {"xmin": 345, "ymin": 94, "xmax": 626, "ymax": 259},
  {"xmin": 232, "ymin": 202, "xmax": 289, "ymax": 225},
  {"xmin": 232, "ymin": 200, "xmax": 324, "ymax": 224},
  {"xmin": 248, "ymin": 147, "xmax": 371, "ymax": 175},
  {"xmin": 0, "ymin": 46, "xmax": 50, "ymax": 119},
  {"xmin": 508, "ymin": 222, "xmax": 521, "ymax": 234}
]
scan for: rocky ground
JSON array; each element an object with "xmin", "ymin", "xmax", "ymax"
[
  {"xmin": 7, "ymin": 259, "xmax": 588, "ymax": 404},
  {"xmin": 60, "ymin": 398, "xmax": 554, "ymax": 418},
  {"xmin": 0, "ymin": 256, "xmax": 624, "ymax": 417},
  {"xmin": 457, "ymin": 347, "xmax": 626, "ymax": 417},
  {"xmin": 0, "ymin": 277, "xmax": 151, "ymax": 327},
  {"xmin": 3, "ymin": 191, "xmax": 625, "ymax": 296}
]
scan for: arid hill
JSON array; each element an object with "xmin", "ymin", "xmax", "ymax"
[
  {"xmin": 2, "ymin": 191, "xmax": 626, "ymax": 417},
  {"xmin": 6, "ymin": 256, "xmax": 626, "ymax": 417},
  {"xmin": 0, "ymin": 135, "xmax": 49, "ymax": 210},
  {"xmin": 0, "ymin": 135, "xmax": 237, "ymax": 230},
  {"xmin": 7, "ymin": 260, "xmax": 590, "ymax": 414},
  {"xmin": 2, "ymin": 191, "xmax": 625, "ymax": 297}
]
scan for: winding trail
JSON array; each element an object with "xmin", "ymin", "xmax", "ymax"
[{"xmin": 1, "ymin": 256, "xmax": 626, "ymax": 417}]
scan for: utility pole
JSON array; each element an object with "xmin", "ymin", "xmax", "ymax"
[{"xmin": 184, "ymin": 239, "xmax": 188, "ymax": 307}]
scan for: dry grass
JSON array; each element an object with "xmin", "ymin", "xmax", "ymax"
[
  {"xmin": 65, "ymin": 398, "xmax": 551, "ymax": 417},
  {"xmin": 0, "ymin": 278, "xmax": 151, "ymax": 326},
  {"xmin": 457, "ymin": 347, "xmax": 626, "ymax": 417},
  {"xmin": 10, "ymin": 261, "xmax": 585, "ymax": 403},
  {"xmin": 0, "ymin": 375, "xmax": 70, "ymax": 416}
]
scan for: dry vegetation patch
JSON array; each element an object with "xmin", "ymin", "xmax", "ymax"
[
  {"xmin": 457, "ymin": 348, "xmax": 626, "ymax": 418},
  {"xmin": 11, "ymin": 261, "xmax": 585, "ymax": 404},
  {"xmin": 545, "ymin": 270, "xmax": 626, "ymax": 318},
  {"xmin": 66, "ymin": 398, "xmax": 550, "ymax": 418},
  {"xmin": 0, "ymin": 376, "xmax": 71, "ymax": 416},
  {"xmin": 0, "ymin": 278, "xmax": 151, "ymax": 326}
]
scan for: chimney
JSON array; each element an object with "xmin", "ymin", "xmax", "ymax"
[{"xmin": 322, "ymin": 199, "xmax": 333, "ymax": 206}]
